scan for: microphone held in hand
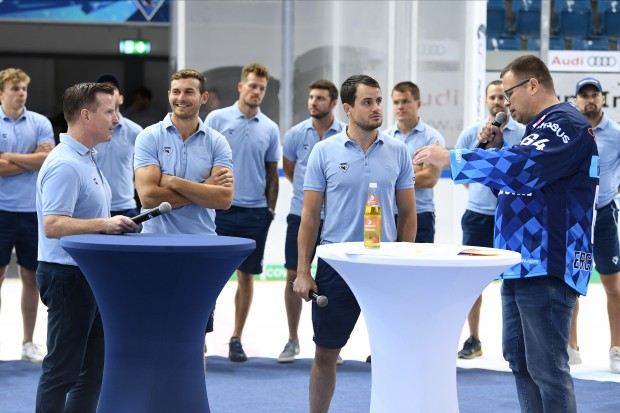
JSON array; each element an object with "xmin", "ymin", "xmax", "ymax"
[
  {"xmin": 476, "ymin": 111, "xmax": 508, "ymax": 149},
  {"xmin": 131, "ymin": 202, "xmax": 172, "ymax": 224},
  {"xmin": 290, "ymin": 281, "xmax": 329, "ymax": 307}
]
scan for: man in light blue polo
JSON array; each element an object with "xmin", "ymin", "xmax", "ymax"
[
  {"xmin": 454, "ymin": 80, "xmax": 525, "ymax": 360},
  {"xmin": 94, "ymin": 73, "xmax": 143, "ymax": 218},
  {"xmin": 385, "ymin": 81, "xmax": 445, "ymax": 243},
  {"xmin": 35, "ymin": 82, "xmax": 138, "ymax": 413},
  {"xmin": 0, "ymin": 67, "xmax": 54, "ymax": 363},
  {"xmin": 206, "ymin": 63, "xmax": 280, "ymax": 362},
  {"xmin": 570, "ymin": 77, "xmax": 620, "ymax": 373},
  {"xmin": 278, "ymin": 79, "xmax": 345, "ymax": 363},
  {"xmin": 294, "ymin": 75, "xmax": 416, "ymax": 413}
]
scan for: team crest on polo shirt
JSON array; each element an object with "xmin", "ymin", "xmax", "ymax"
[
  {"xmin": 339, "ymin": 162, "xmax": 349, "ymax": 173},
  {"xmin": 164, "ymin": 147, "xmax": 172, "ymax": 156}
]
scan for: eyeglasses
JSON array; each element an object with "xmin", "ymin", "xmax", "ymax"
[{"xmin": 503, "ymin": 78, "xmax": 530, "ymax": 102}]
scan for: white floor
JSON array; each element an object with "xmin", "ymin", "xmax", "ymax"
[{"xmin": 1, "ymin": 277, "xmax": 619, "ymax": 384}]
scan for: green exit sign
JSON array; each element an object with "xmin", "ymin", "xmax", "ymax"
[{"xmin": 119, "ymin": 40, "xmax": 151, "ymax": 55}]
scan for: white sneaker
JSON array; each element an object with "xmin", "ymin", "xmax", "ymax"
[
  {"xmin": 278, "ymin": 339, "xmax": 300, "ymax": 363},
  {"xmin": 336, "ymin": 355, "xmax": 344, "ymax": 365},
  {"xmin": 610, "ymin": 346, "xmax": 620, "ymax": 374},
  {"xmin": 567, "ymin": 346, "xmax": 582, "ymax": 365},
  {"xmin": 21, "ymin": 342, "xmax": 45, "ymax": 363}
]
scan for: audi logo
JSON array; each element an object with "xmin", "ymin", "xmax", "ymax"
[{"xmin": 587, "ymin": 56, "xmax": 617, "ymax": 67}]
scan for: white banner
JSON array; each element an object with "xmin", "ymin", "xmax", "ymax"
[{"xmin": 547, "ymin": 50, "xmax": 620, "ymax": 73}]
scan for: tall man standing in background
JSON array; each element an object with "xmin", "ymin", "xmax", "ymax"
[
  {"xmin": 206, "ymin": 63, "xmax": 280, "ymax": 362},
  {"xmin": 385, "ymin": 81, "xmax": 444, "ymax": 243},
  {"xmin": 94, "ymin": 73, "xmax": 143, "ymax": 218},
  {"xmin": 35, "ymin": 82, "xmax": 138, "ymax": 412},
  {"xmin": 278, "ymin": 79, "xmax": 345, "ymax": 363},
  {"xmin": 569, "ymin": 77, "xmax": 620, "ymax": 373},
  {"xmin": 454, "ymin": 80, "xmax": 525, "ymax": 359},
  {"xmin": 0, "ymin": 67, "xmax": 54, "ymax": 362}
]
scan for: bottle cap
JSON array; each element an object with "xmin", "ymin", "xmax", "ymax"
[{"xmin": 369, "ymin": 182, "xmax": 377, "ymax": 189}]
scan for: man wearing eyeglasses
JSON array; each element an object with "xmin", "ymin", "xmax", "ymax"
[
  {"xmin": 414, "ymin": 55, "xmax": 599, "ymax": 413},
  {"xmin": 568, "ymin": 77, "xmax": 620, "ymax": 374}
]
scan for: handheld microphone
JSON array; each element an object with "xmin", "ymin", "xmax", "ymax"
[
  {"xmin": 290, "ymin": 281, "xmax": 328, "ymax": 307},
  {"xmin": 131, "ymin": 202, "xmax": 172, "ymax": 224},
  {"xmin": 476, "ymin": 111, "xmax": 508, "ymax": 149}
]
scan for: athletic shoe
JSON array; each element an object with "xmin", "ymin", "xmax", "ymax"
[
  {"xmin": 229, "ymin": 337, "xmax": 247, "ymax": 362},
  {"xmin": 337, "ymin": 355, "xmax": 344, "ymax": 365},
  {"xmin": 366, "ymin": 355, "xmax": 371, "ymax": 363},
  {"xmin": 278, "ymin": 339, "xmax": 300, "ymax": 363},
  {"xmin": 568, "ymin": 345, "xmax": 582, "ymax": 365},
  {"xmin": 458, "ymin": 336, "xmax": 482, "ymax": 359},
  {"xmin": 21, "ymin": 342, "xmax": 45, "ymax": 363},
  {"xmin": 610, "ymin": 346, "xmax": 620, "ymax": 373}
]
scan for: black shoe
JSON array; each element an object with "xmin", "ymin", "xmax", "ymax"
[
  {"xmin": 366, "ymin": 355, "xmax": 371, "ymax": 363},
  {"xmin": 458, "ymin": 336, "xmax": 482, "ymax": 359},
  {"xmin": 229, "ymin": 337, "xmax": 247, "ymax": 362}
]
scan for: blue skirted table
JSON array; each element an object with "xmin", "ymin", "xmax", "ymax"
[{"xmin": 60, "ymin": 233, "xmax": 255, "ymax": 413}]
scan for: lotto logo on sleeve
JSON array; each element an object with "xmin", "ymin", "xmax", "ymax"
[{"xmin": 572, "ymin": 251, "xmax": 592, "ymax": 271}]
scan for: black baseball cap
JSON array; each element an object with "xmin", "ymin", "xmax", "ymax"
[{"xmin": 96, "ymin": 73, "xmax": 120, "ymax": 90}]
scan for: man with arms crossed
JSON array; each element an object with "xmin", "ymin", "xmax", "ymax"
[
  {"xmin": 278, "ymin": 79, "xmax": 345, "ymax": 363},
  {"xmin": 0, "ymin": 67, "xmax": 54, "ymax": 362},
  {"xmin": 568, "ymin": 77, "xmax": 620, "ymax": 373},
  {"xmin": 454, "ymin": 80, "xmax": 525, "ymax": 359},
  {"xmin": 35, "ymin": 83, "xmax": 138, "ymax": 412},
  {"xmin": 415, "ymin": 55, "xmax": 598, "ymax": 413},
  {"xmin": 206, "ymin": 63, "xmax": 280, "ymax": 362},
  {"xmin": 294, "ymin": 75, "xmax": 416, "ymax": 413}
]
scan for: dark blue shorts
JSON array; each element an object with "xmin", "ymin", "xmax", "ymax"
[
  {"xmin": 312, "ymin": 259, "xmax": 361, "ymax": 349},
  {"xmin": 0, "ymin": 210, "xmax": 38, "ymax": 270},
  {"xmin": 284, "ymin": 214, "xmax": 323, "ymax": 270},
  {"xmin": 215, "ymin": 206, "xmax": 272, "ymax": 275},
  {"xmin": 594, "ymin": 201, "xmax": 620, "ymax": 275},
  {"xmin": 395, "ymin": 211, "xmax": 435, "ymax": 243},
  {"xmin": 461, "ymin": 209, "xmax": 495, "ymax": 248}
]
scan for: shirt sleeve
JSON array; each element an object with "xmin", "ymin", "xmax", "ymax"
[
  {"xmin": 282, "ymin": 128, "xmax": 297, "ymax": 162},
  {"xmin": 39, "ymin": 162, "xmax": 80, "ymax": 217},
  {"xmin": 133, "ymin": 128, "xmax": 160, "ymax": 171}
]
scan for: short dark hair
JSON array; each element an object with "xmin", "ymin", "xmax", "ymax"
[
  {"xmin": 241, "ymin": 63, "xmax": 269, "ymax": 82},
  {"xmin": 485, "ymin": 80, "xmax": 503, "ymax": 96},
  {"xmin": 63, "ymin": 82, "xmax": 115, "ymax": 125},
  {"xmin": 392, "ymin": 81, "xmax": 420, "ymax": 100},
  {"xmin": 309, "ymin": 79, "xmax": 338, "ymax": 102},
  {"xmin": 500, "ymin": 55, "xmax": 555, "ymax": 92},
  {"xmin": 340, "ymin": 75, "xmax": 380, "ymax": 106},
  {"xmin": 171, "ymin": 69, "xmax": 207, "ymax": 94}
]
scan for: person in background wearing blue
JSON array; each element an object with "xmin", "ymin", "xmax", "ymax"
[
  {"xmin": 35, "ymin": 82, "xmax": 138, "ymax": 413},
  {"xmin": 569, "ymin": 77, "xmax": 620, "ymax": 374},
  {"xmin": 415, "ymin": 55, "xmax": 599, "ymax": 413},
  {"xmin": 278, "ymin": 79, "xmax": 345, "ymax": 364},
  {"xmin": 94, "ymin": 73, "xmax": 143, "ymax": 218},
  {"xmin": 294, "ymin": 75, "xmax": 416, "ymax": 413},
  {"xmin": 206, "ymin": 63, "xmax": 280, "ymax": 362},
  {"xmin": 385, "ymin": 81, "xmax": 445, "ymax": 243},
  {"xmin": 454, "ymin": 80, "xmax": 525, "ymax": 360},
  {"xmin": 0, "ymin": 67, "xmax": 54, "ymax": 363}
]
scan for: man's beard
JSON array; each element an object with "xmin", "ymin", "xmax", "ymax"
[
  {"xmin": 310, "ymin": 108, "xmax": 330, "ymax": 120},
  {"xmin": 354, "ymin": 117, "xmax": 382, "ymax": 131}
]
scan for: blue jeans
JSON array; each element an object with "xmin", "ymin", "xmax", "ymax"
[
  {"xmin": 35, "ymin": 262, "xmax": 104, "ymax": 413},
  {"xmin": 502, "ymin": 276, "xmax": 577, "ymax": 413}
]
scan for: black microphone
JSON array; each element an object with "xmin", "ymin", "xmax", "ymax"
[
  {"xmin": 476, "ymin": 111, "xmax": 508, "ymax": 149},
  {"xmin": 290, "ymin": 281, "xmax": 328, "ymax": 307},
  {"xmin": 131, "ymin": 202, "xmax": 172, "ymax": 224}
]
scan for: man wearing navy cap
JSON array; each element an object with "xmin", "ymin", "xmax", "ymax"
[
  {"xmin": 95, "ymin": 73, "xmax": 143, "ymax": 218},
  {"xmin": 570, "ymin": 77, "xmax": 620, "ymax": 374}
]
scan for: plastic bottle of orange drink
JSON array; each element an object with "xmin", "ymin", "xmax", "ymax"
[{"xmin": 364, "ymin": 182, "xmax": 381, "ymax": 248}]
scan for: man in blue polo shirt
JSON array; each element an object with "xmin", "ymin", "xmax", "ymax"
[
  {"xmin": 94, "ymin": 73, "xmax": 143, "ymax": 218},
  {"xmin": 569, "ymin": 77, "xmax": 620, "ymax": 374},
  {"xmin": 294, "ymin": 74, "xmax": 416, "ymax": 413},
  {"xmin": 278, "ymin": 79, "xmax": 345, "ymax": 363},
  {"xmin": 385, "ymin": 81, "xmax": 445, "ymax": 243},
  {"xmin": 206, "ymin": 63, "xmax": 280, "ymax": 362},
  {"xmin": 454, "ymin": 80, "xmax": 525, "ymax": 360},
  {"xmin": 0, "ymin": 67, "xmax": 54, "ymax": 363},
  {"xmin": 35, "ymin": 82, "xmax": 138, "ymax": 413}
]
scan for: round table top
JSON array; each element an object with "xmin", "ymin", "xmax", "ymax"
[
  {"xmin": 60, "ymin": 233, "xmax": 256, "ymax": 253},
  {"xmin": 316, "ymin": 242, "xmax": 521, "ymax": 268}
]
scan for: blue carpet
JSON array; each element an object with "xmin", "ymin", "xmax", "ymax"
[{"xmin": 2, "ymin": 357, "xmax": 619, "ymax": 412}]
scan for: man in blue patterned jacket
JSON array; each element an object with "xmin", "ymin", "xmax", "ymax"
[{"xmin": 414, "ymin": 55, "xmax": 599, "ymax": 413}]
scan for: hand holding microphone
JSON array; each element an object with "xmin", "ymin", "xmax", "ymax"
[
  {"xmin": 290, "ymin": 281, "xmax": 328, "ymax": 307},
  {"xmin": 131, "ymin": 202, "xmax": 172, "ymax": 224},
  {"xmin": 476, "ymin": 111, "xmax": 508, "ymax": 149}
]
